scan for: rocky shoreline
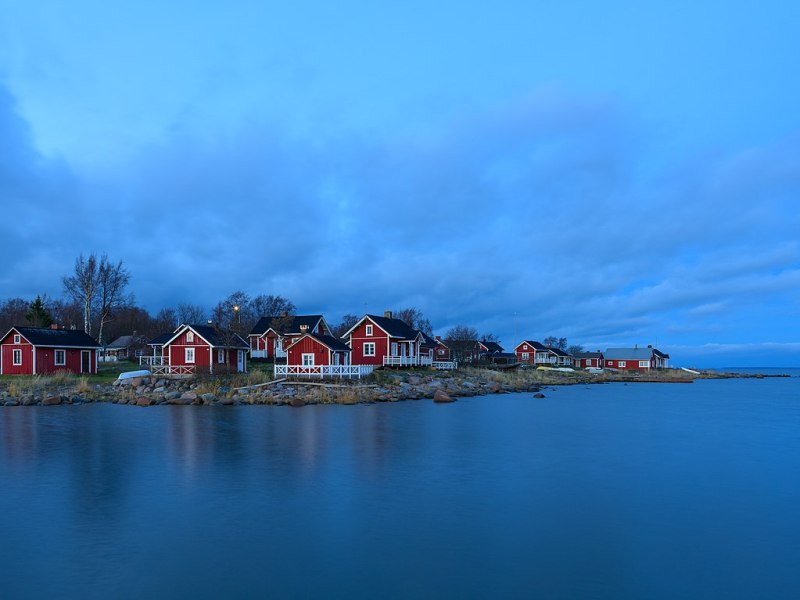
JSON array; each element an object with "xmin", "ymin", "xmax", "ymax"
[{"xmin": 0, "ymin": 367, "xmax": 790, "ymax": 407}]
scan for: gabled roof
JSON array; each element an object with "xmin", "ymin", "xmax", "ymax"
[
  {"xmin": 164, "ymin": 324, "xmax": 249, "ymax": 349},
  {"xmin": 574, "ymin": 351, "xmax": 604, "ymax": 359},
  {"xmin": 106, "ymin": 335, "xmax": 144, "ymax": 349},
  {"xmin": 420, "ymin": 332, "xmax": 438, "ymax": 349},
  {"xmin": 147, "ymin": 332, "xmax": 173, "ymax": 346},
  {"xmin": 478, "ymin": 340, "xmax": 504, "ymax": 353},
  {"xmin": 343, "ymin": 314, "xmax": 419, "ymax": 341},
  {"xmin": 249, "ymin": 315, "xmax": 327, "ymax": 337},
  {"xmin": 605, "ymin": 347, "xmax": 656, "ymax": 360},
  {"xmin": 3, "ymin": 326, "xmax": 100, "ymax": 348},
  {"xmin": 515, "ymin": 340, "xmax": 548, "ymax": 351},
  {"xmin": 653, "ymin": 348, "xmax": 670, "ymax": 359},
  {"xmin": 287, "ymin": 333, "xmax": 352, "ymax": 353}
]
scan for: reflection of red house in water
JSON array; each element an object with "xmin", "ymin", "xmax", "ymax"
[
  {"xmin": 248, "ymin": 314, "xmax": 331, "ymax": 360},
  {"xmin": 0, "ymin": 326, "xmax": 100, "ymax": 375}
]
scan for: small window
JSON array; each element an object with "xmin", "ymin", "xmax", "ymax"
[
  {"xmin": 302, "ymin": 353, "xmax": 314, "ymax": 366},
  {"xmin": 55, "ymin": 350, "xmax": 66, "ymax": 366},
  {"xmin": 186, "ymin": 331, "xmax": 194, "ymax": 343},
  {"xmin": 363, "ymin": 342, "xmax": 375, "ymax": 357},
  {"xmin": 185, "ymin": 348, "xmax": 195, "ymax": 363},
  {"xmin": 523, "ymin": 344, "xmax": 528, "ymax": 350},
  {"xmin": 619, "ymin": 361, "xmax": 626, "ymax": 368},
  {"xmin": 13, "ymin": 334, "xmax": 20, "ymax": 344},
  {"xmin": 639, "ymin": 360, "xmax": 650, "ymax": 367},
  {"xmin": 12, "ymin": 349, "xmax": 22, "ymax": 365},
  {"xmin": 218, "ymin": 349, "xmax": 225, "ymax": 364},
  {"xmin": 365, "ymin": 324, "xmax": 373, "ymax": 336}
]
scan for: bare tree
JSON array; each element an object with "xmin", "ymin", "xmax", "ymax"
[
  {"xmin": 63, "ymin": 253, "xmax": 99, "ymax": 335},
  {"xmin": 331, "ymin": 313, "xmax": 359, "ymax": 338},
  {"xmin": 213, "ymin": 291, "xmax": 253, "ymax": 335},
  {"xmin": 95, "ymin": 257, "xmax": 131, "ymax": 345},
  {"xmin": 49, "ymin": 299, "xmax": 83, "ymax": 330},
  {"xmin": 445, "ymin": 324, "xmax": 479, "ymax": 362},
  {"xmin": 0, "ymin": 297, "xmax": 28, "ymax": 332},
  {"xmin": 153, "ymin": 307, "xmax": 178, "ymax": 333},
  {"xmin": 252, "ymin": 294, "xmax": 296, "ymax": 318},
  {"xmin": 567, "ymin": 344, "xmax": 584, "ymax": 356},
  {"xmin": 177, "ymin": 303, "xmax": 207, "ymax": 325},
  {"xmin": 543, "ymin": 336, "xmax": 568, "ymax": 350},
  {"xmin": 394, "ymin": 307, "xmax": 433, "ymax": 335}
]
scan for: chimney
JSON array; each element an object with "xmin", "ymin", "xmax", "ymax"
[
  {"xmin": 384, "ymin": 310, "xmax": 393, "ymax": 319},
  {"xmin": 300, "ymin": 324, "xmax": 309, "ymax": 333},
  {"xmin": 435, "ymin": 335, "xmax": 441, "ymax": 342}
]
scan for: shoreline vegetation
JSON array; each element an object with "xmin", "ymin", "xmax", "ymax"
[{"xmin": 0, "ymin": 366, "xmax": 792, "ymax": 407}]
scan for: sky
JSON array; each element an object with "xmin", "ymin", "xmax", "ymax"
[{"xmin": 1, "ymin": 0, "xmax": 799, "ymax": 367}]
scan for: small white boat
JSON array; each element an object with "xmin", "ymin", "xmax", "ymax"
[{"xmin": 117, "ymin": 369, "xmax": 152, "ymax": 380}]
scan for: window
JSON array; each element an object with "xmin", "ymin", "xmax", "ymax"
[
  {"xmin": 365, "ymin": 324, "xmax": 373, "ymax": 336},
  {"xmin": 185, "ymin": 348, "xmax": 195, "ymax": 363},
  {"xmin": 522, "ymin": 352, "xmax": 529, "ymax": 360},
  {"xmin": 12, "ymin": 349, "xmax": 22, "ymax": 365},
  {"xmin": 608, "ymin": 361, "xmax": 614, "ymax": 366},
  {"xmin": 55, "ymin": 350, "xmax": 66, "ymax": 366},
  {"xmin": 619, "ymin": 361, "xmax": 626, "ymax": 368},
  {"xmin": 302, "ymin": 353, "xmax": 314, "ymax": 366},
  {"xmin": 523, "ymin": 344, "xmax": 528, "ymax": 350},
  {"xmin": 218, "ymin": 349, "xmax": 225, "ymax": 364},
  {"xmin": 186, "ymin": 331, "xmax": 194, "ymax": 343},
  {"xmin": 391, "ymin": 342, "xmax": 398, "ymax": 356},
  {"xmin": 639, "ymin": 360, "xmax": 650, "ymax": 368},
  {"xmin": 13, "ymin": 334, "xmax": 20, "ymax": 344},
  {"xmin": 363, "ymin": 342, "xmax": 376, "ymax": 357}
]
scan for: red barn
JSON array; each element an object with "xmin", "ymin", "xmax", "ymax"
[
  {"xmin": 0, "ymin": 326, "xmax": 100, "ymax": 375},
  {"xmin": 163, "ymin": 324, "xmax": 249, "ymax": 374},
  {"xmin": 344, "ymin": 312, "xmax": 427, "ymax": 367},
  {"xmin": 248, "ymin": 314, "xmax": 331, "ymax": 360}
]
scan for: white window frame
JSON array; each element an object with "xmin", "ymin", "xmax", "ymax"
[
  {"xmin": 218, "ymin": 349, "xmax": 225, "ymax": 364},
  {"xmin": 12, "ymin": 348, "xmax": 22, "ymax": 365},
  {"xmin": 55, "ymin": 349, "xmax": 66, "ymax": 366},
  {"xmin": 522, "ymin": 352, "xmax": 529, "ymax": 360},
  {"xmin": 185, "ymin": 348, "xmax": 195, "ymax": 363},
  {"xmin": 391, "ymin": 342, "xmax": 398, "ymax": 356},
  {"xmin": 302, "ymin": 353, "xmax": 314, "ymax": 366},
  {"xmin": 639, "ymin": 360, "xmax": 650, "ymax": 368},
  {"xmin": 619, "ymin": 361, "xmax": 626, "ymax": 368},
  {"xmin": 363, "ymin": 342, "xmax": 376, "ymax": 357},
  {"xmin": 13, "ymin": 334, "xmax": 21, "ymax": 344},
  {"xmin": 186, "ymin": 331, "xmax": 194, "ymax": 343},
  {"xmin": 365, "ymin": 324, "xmax": 373, "ymax": 336}
]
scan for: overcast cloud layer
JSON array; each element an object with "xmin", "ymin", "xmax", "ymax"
[{"xmin": 1, "ymin": 1, "xmax": 799, "ymax": 367}]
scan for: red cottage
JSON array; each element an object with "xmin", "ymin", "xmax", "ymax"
[
  {"xmin": 514, "ymin": 340, "xmax": 554, "ymax": 365},
  {"xmin": 248, "ymin": 314, "xmax": 331, "ymax": 360},
  {"xmin": 434, "ymin": 336, "xmax": 451, "ymax": 362},
  {"xmin": 573, "ymin": 351, "xmax": 604, "ymax": 369},
  {"xmin": 604, "ymin": 346, "xmax": 670, "ymax": 371},
  {"xmin": 0, "ymin": 326, "xmax": 101, "ymax": 375},
  {"xmin": 163, "ymin": 324, "xmax": 249, "ymax": 374},
  {"xmin": 344, "ymin": 312, "xmax": 428, "ymax": 367}
]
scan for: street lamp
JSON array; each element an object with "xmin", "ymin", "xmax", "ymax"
[{"xmin": 233, "ymin": 305, "xmax": 240, "ymax": 324}]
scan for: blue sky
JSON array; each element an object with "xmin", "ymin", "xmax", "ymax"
[{"xmin": 1, "ymin": 1, "xmax": 799, "ymax": 367}]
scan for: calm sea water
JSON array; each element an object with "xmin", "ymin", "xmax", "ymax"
[{"xmin": 2, "ymin": 375, "xmax": 800, "ymax": 599}]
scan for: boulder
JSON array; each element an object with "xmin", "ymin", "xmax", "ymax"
[
  {"xmin": 42, "ymin": 395, "xmax": 62, "ymax": 406},
  {"xmin": 219, "ymin": 396, "xmax": 235, "ymax": 406},
  {"xmin": 433, "ymin": 389, "xmax": 455, "ymax": 403},
  {"xmin": 289, "ymin": 397, "xmax": 306, "ymax": 408},
  {"xmin": 180, "ymin": 391, "xmax": 198, "ymax": 402},
  {"xmin": 135, "ymin": 397, "xmax": 154, "ymax": 407},
  {"xmin": 533, "ymin": 393, "xmax": 546, "ymax": 399}
]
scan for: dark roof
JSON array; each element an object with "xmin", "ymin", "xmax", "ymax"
[
  {"xmin": 479, "ymin": 341, "xmax": 504, "ymax": 353},
  {"xmin": 516, "ymin": 340, "xmax": 548, "ymax": 351},
  {"xmin": 363, "ymin": 314, "xmax": 419, "ymax": 340},
  {"xmin": 148, "ymin": 332, "xmax": 173, "ymax": 346},
  {"xmin": 574, "ymin": 351, "xmax": 604, "ymax": 359},
  {"xmin": 420, "ymin": 332, "xmax": 437, "ymax": 349},
  {"xmin": 310, "ymin": 334, "xmax": 352, "ymax": 353},
  {"xmin": 550, "ymin": 347, "xmax": 572, "ymax": 357},
  {"xmin": 653, "ymin": 348, "xmax": 670, "ymax": 359},
  {"xmin": 249, "ymin": 315, "xmax": 324, "ymax": 336},
  {"xmin": 106, "ymin": 335, "xmax": 145, "ymax": 349},
  {"xmin": 6, "ymin": 326, "xmax": 100, "ymax": 348},
  {"xmin": 169, "ymin": 324, "xmax": 248, "ymax": 349}
]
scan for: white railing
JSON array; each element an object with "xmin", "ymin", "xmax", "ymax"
[
  {"xmin": 382, "ymin": 356, "xmax": 433, "ymax": 367},
  {"xmin": 432, "ymin": 361, "xmax": 457, "ymax": 370},
  {"xmin": 151, "ymin": 365, "xmax": 195, "ymax": 376},
  {"xmin": 140, "ymin": 356, "xmax": 168, "ymax": 367},
  {"xmin": 250, "ymin": 349, "xmax": 267, "ymax": 359},
  {"xmin": 274, "ymin": 364, "xmax": 375, "ymax": 379}
]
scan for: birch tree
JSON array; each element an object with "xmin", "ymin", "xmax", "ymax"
[
  {"xmin": 96, "ymin": 257, "xmax": 131, "ymax": 345},
  {"xmin": 63, "ymin": 253, "xmax": 99, "ymax": 335}
]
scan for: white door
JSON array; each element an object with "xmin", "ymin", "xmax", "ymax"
[{"xmin": 237, "ymin": 351, "xmax": 244, "ymax": 372}]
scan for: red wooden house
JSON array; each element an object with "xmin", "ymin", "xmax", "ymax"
[
  {"xmin": 0, "ymin": 326, "xmax": 101, "ymax": 375},
  {"xmin": 344, "ymin": 312, "xmax": 428, "ymax": 367},
  {"xmin": 286, "ymin": 333, "xmax": 352, "ymax": 367},
  {"xmin": 248, "ymin": 314, "xmax": 331, "ymax": 360},
  {"xmin": 573, "ymin": 351, "xmax": 604, "ymax": 369},
  {"xmin": 604, "ymin": 346, "xmax": 670, "ymax": 371},
  {"xmin": 434, "ymin": 335, "xmax": 451, "ymax": 362},
  {"xmin": 162, "ymin": 324, "xmax": 249, "ymax": 374}
]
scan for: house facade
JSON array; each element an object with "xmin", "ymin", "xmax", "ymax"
[
  {"xmin": 434, "ymin": 336, "xmax": 451, "ymax": 362},
  {"xmin": 604, "ymin": 346, "xmax": 670, "ymax": 371},
  {"xmin": 0, "ymin": 326, "xmax": 100, "ymax": 375},
  {"xmin": 163, "ymin": 324, "xmax": 249, "ymax": 374},
  {"xmin": 573, "ymin": 351, "xmax": 604, "ymax": 369},
  {"xmin": 345, "ymin": 312, "xmax": 427, "ymax": 367},
  {"xmin": 514, "ymin": 340, "xmax": 550, "ymax": 365},
  {"xmin": 248, "ymin": 314, "xmax": 331, "ymax": 360}
]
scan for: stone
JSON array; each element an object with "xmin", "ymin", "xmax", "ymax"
[
  {"xmin": 289, "ymin": 397, "xmax": 306, "ymax": 407},
  {"xmin": 42, "ymin": 395, "xmax": 62, "ymax": 406},
  {"xmin": 4, "ymin": 399, "xmax": 19, "ymax": 406},
  {"xmin": 533, "ymin": 393, "xmax": 546, "ymax": 399},
  {"xmin": 200, "ymin": 393, "xmax": 216, "ymax": 403},
  {"xmin": 21, "ymin": 395, "xmax": 35, "ymax": 406},
  {"xmin": 136, "ymin": 397, "xmax": 154, "ymax": 407},
  {"xmin": 219, "ymin": 396, "xmax": 235, "ymax": 406},
  {"xmin": 180, "ymin": 392, "xmax": 198, "ymax": 401},
  {"xmin": 433, "ymin": 389, "xmax": 455, "ymax": 403}
]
